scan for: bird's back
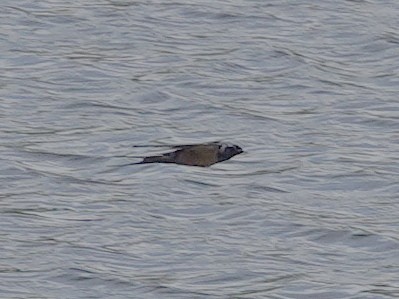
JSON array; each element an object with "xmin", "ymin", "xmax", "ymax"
[{"xmin": 174, "ymin": 145, "xmax": 219, "ymax": 166}]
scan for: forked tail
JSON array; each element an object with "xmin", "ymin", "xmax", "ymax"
[{"xmin": 131, "ymin": 155, "xmax": 174, "ymax": 165}]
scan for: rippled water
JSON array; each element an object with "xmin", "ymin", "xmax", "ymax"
[{"xmin": 1, "ymin": 0, "xmax": 399, "ymax": 298}]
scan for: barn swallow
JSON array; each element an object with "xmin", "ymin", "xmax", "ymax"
[{"xmin": 132, "ymin": 142, "xmax": 243, "ymax": 167}]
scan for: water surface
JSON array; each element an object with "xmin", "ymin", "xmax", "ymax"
[{"xmin": 1, "ymin": 0, "xmax": 399, "ymax": 298}]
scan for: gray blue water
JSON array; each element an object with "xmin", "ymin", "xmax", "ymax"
[{"xmin": 1, "ymin": 1, "xmax": 399, "ymax": 298}]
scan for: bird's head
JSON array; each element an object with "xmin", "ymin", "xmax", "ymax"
[{"xmin": 217, "ymin": 142, "xmax": 243, "ymax": 162}]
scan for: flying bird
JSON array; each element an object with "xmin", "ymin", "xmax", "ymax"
[{"xmin": 132, "ymin": 142, "xmax": 243, "ymax": 167}]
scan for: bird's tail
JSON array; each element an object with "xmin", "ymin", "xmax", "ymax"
[{"xmin": 131, "ymin": 155, "xmax": 174, "ymax": 165}]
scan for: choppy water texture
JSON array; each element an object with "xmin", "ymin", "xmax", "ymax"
[{"xmin": 1, "ymin": 0, "xmax": 399, "ymax": 298}]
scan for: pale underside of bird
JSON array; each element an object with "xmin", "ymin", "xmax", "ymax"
[{"xmin": 131, "ymin": 141, "xmax": 243, "ymax": 167}]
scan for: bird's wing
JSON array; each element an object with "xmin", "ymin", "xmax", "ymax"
[
  {"xmin": 171, "ymin": 141, "xmax": 221, "ymax": 150},
  {"xmin": 132, "ymin": 141, "xmax": 221, "ymax": 149}
]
